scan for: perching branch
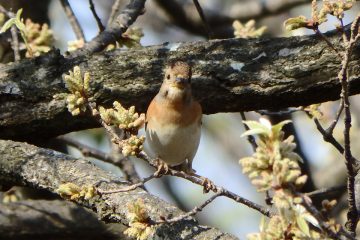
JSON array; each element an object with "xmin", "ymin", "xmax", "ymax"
[
  {"xmin": 2, "ymin": 27, "xmax": 360, "ymax": 141},
  {"xmin": 136, "ymin": 152, "xmax": 274, "ymax": 218},
  {"xmin": 0, "ymin": 139, "xmax": 238, "ymax": 240}
]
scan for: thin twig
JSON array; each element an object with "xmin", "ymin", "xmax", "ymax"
[
  {"xmin": 313, "ymin": 118, "xmax": 344, "ymax": 153},
  {"xmin": 58, "ymin": 135, "xmax": 115, "ymax": 163},
  {"xmin": 100, "ymin": 173, "xmax": 157, "ymax": 194},
  {"xmin": 257, "ymin": 107, "xmax": 302, "ymax": 116},
  {"xmin": 240, "ymin": 112, "xmax": 257, "ymax": 151},
  {"xmin": 0, "ymin": 5, "xmax": 20, "ymax": 61},
  {"xmin": 57, "ymin": 135, "xmax": 140, "ymax": 183},
  {"xmin": 339, "ymin": 18, "xmax": 349, "ymax": 43},
  {"xmin": 306, "ymin": 185, "xmax": 346, "ymax": 198},
  {"xmin": 339, "ymin": 16, "xmax": 360, "ymax": 234},
  {"xmin": 107, "ymin": 0, "xmax": 123, "ymax": 26},
  {"xmin": 295, "ymin": 189, "xmax": 355, "ymax": 240},
  {"xmin": 73, "ymin": 0, "xmax": 146, "ymax": 56},
  {"xmin": 10, "ymin": 26, "xmax": 20, "ymax": 61},
  {"xmin": 137, "ymin": 152, "xmax": 274, "ymax": 218},
  {"xmin": 326, "ymin": 99, "xmax": 344, "ymax": 135},
  {"xmin": 314, "ymin": 27, "xmax": 342, "ymax": 59},
  {"xmin": 155, "ymin": 0, "xmax": 308, "ymax": 38},
  {"xmin": 155, "ymin": 192, "xmax": 223, "ymax": 224},
  {"xmin": 192, "ymin": 0, "xmax": 213, "ymax": 39},
  {"xmin": 313, "ymin": 15, "xmax": 360, "ymax": 235},
  {"xmin": 88, "ymin": 0, "xmax": 105, "ymax": 33},
  {"xmin": 60, "ymin": 0, "xmax": 85, "ymax": 41}
]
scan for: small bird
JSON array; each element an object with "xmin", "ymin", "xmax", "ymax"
[{"xmin": 145, "ymin": 61, "xmax": 202, "ymax": 175}]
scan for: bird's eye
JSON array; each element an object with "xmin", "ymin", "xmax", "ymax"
[{"xmin": 167, "ymin": 74, "xmax": 170, "ymax": 80}]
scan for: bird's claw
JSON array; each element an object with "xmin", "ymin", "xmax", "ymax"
[
  {"xmin": 154, "ymin": 158, "xmax": 169, "ymax": 177},
  {"xmin": 201, "ymin": 177, "xmax": 217, "ymax": 193}
]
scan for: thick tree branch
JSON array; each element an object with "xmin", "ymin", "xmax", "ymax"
[
  {"xmin": 0, "ymin": 199, "xmax": 126, "ymax": 240},
  {"xmin": 0, "ymin": 139, "xmax": 237, "ymax": 240},
  {"xmin": 1, "ymin": 29, "xmax": 360, "ymax": 141}
]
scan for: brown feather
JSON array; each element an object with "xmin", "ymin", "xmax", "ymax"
[{"xmin": 146, "ymin": 97, "xmax": 201, "ymax": 128}]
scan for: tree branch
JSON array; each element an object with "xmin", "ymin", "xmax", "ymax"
[
  {"xmin": 73, "ymin": 0, "xmax": 146, "ymax": 56},
  {"xmin": 155, "ymin": 0, "xmax": 309, "ymax": 38},
  {"xmin": 1, "ymin": 29, "xmax": 360, "ymax": 141},
  {"xmin": 88, "ymin": 0, "xmax": 105, "ymax": 33},
  {"xmin": 0, "ymin": 199, "xmax": 127, "ymax": 239},
  {"xmin": 59, "ymin": 0, "xmax": 85, "ymax": 41},
  {"xmin": 0, "ymin": 139, "xmax": 238, "ymax": 240}
]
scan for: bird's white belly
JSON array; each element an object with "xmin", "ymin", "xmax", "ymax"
[{"xmin": 145, "ymin": 121, "xmax": 201, "ymax": 166}]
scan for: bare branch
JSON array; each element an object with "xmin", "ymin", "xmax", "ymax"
[
  {"xmin": 137, "ymin": 152, "xmax": 274, "ymax": 218},
  {"xmin": 240, "ymin": 112, "xmax": 257, "ymax": 151},
  {"xmin": 326, "ymin": 99, "xmax": 344, "ymax": 134},
  {"xmin": 0, "ymin": 5, "xmax": 20, "ymax": 61},
  {"xmin": 306, "ymin": 185, "xmax": 346, "ymax": 198},
  {"xmin": 88, "ymin": 0, "xmax": 105, "ymax": 33},
  {"xmin": 192, "ymin": 0, "xmax": 212, "ymax": 39},
  {"xmin": 295, "ymin": 190, "xmax": 354, "ymax": 240},
  {"xmin": 339, "ymin": 17, "xmax": 360, "ymax": 234},
  {"xmin": 59, "ymin": 0, "xmax": 85, "ymax": 41},
  {"xmin": 100, "ymin": 173, "xmax": 156, "ymax": 193},
  {"xmin": 155, "ymin": 0, "xmax": 309, "ymax": 38},
  {"xmin": 107, "ymin": 0, "xmax": 123, "ymax": 26},
  {"xmin": 0, "ymin": 139, "xmax": 238, "ymax": 240},
  {"xmin": 57, "ymin": 135, "xmax": 141, "ymax": 183},
  {"xmin": 156, "ymin": 192, "xmax": 223, "ymax": 224},
  {"xmin": 74, "ymin": 0, "xmax": 146, "ymax": 56}
]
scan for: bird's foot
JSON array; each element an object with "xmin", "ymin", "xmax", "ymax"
[
  {"xmin": 154, "ymin": 158, "xmax": 170, "ymax": 177},
  {"xmin": 181, "ymin": 168, "xmax": 217, "ymax": 193},
  {"xmin": 200, "ymin": 177, "xmax": 217, "ymax": 193}
]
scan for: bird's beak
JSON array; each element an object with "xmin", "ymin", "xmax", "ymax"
[
  {"xmin": 170, "ymin": 75, "xmax": 188, "ymax": 89},
  {"xmin": 175, "ymin": 77, "xmax": 187, "ymax": 84}
]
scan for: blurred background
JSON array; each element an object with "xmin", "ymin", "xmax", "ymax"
[{"xmin": 3, "ymin": 0, "xmax": 360, "ymax": 238}]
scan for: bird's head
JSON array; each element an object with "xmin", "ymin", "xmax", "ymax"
[
  {"xmin": 159, "ymin": 61, "xmax": 193, "ymax": 103},
  {"xmin": 164, "ymin": 61, "xmax": 192, "ymax": 90}
]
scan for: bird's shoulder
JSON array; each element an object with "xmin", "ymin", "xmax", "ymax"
[{"xmin": 146, "ymin": 97, "xmax": 202, "ymax": 128}]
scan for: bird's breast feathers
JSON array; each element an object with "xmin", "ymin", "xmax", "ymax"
[
  {"xmin": 146, "ymin": 97, "xmax": 202, "ymax": 128},
  {"xmin": 145, "ymin": 98, "xmax": 202, "ymax": 165}
]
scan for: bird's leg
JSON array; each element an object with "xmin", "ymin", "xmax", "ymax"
[
  {"xmin": 178, "ymin": 160, "xmax": 217, "ymax": 193},
  {"xmin": 197, "ymin": 174, "xmax": 217, "ymax": 193},
  {"xmin": 153, "ymin": 158, "xmax": 170, "ymax": 177},
  {"xmin": 175, "ymin": 159, "xmax": 196, "ymax": 174}
]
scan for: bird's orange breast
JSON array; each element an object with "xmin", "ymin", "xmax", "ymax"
[{"xmin": 146, "ymin": 97, "xmax": 202, "ymax": 128}]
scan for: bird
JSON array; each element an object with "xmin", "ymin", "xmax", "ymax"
[{"xmin": 145, "ymin": 61, "xmax": 202, "ymax": 175}]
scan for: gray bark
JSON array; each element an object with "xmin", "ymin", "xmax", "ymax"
[
  {"xmin": 0, "ymin": 199, "xmax": 127, "ymax": 240},
  {"xmin": 0, "ymin": 139, "xmax": 238, "ymax": 240},
  {"xmin": 1, "ymin": 29, "xmax": 359, "ymax": 141}
]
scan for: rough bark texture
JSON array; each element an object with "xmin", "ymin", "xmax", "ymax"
[
  {"xmin": 1, "ymin": 30, "xmax": 360, "ymax": 141},
  {"xmin": 0, "ymin": 140, "xmax": 238, "ymax": 240},
  {"xmin": 0, "ymin": 199, "xmax": 127, "ymax": 240}
]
